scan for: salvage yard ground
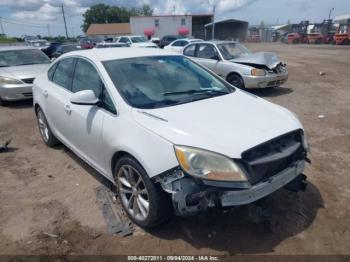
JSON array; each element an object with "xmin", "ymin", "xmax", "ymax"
[{"xmin": 0, "ymin": 43, "xmax": 350, "ymax": 255}]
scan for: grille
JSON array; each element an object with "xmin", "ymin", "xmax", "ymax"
[
  {"xmin": 21, "ymin": 78, "xmax": 35, "ymax": 84},
  {"xmin": 241, "ymin": 130, "xmax": 305, "ymax": 185}
]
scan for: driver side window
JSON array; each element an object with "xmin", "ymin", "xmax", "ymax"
[
  {"xmin": 72, "ymin": 59, "xmax": 103, "ymax": 97},
  {"xmin": 72, "ymin": 58, "xmax": 117, "ymax": 114},
  {"xmin": 197, "ymin": 44, "xmax": 218, "ymax": 60}
]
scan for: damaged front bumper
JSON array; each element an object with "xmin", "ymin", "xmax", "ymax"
[
  {"xmin": 243, "ymin": 71, "xmax": 288, "ymax": 88},
  {"xmin": 156, "ymin": 160, "xmax": 306, "ymax": 216}
]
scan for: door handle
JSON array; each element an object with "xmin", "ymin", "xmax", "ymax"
[
  {"xmin": 43, "ymin": 90, "xmax": 48, "ymax": 97},
  {"xmin": 64, "ymin": 104, "xmax": 72, "ymax": 115}
]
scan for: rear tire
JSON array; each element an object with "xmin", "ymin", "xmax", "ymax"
[
  {"xmin": 227, "ymin": 74, "xmax": 245, "ymax": 89},
  {"xmin": 35, "ymin": 107, "xmax": 59, "ymax": 147},
  {"xmin": 114, "ymin": 156, "xmax": 173, "ymax": 229}
]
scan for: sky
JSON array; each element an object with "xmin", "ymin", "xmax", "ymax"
[{"xmin": 0, "ymin": 0, "xmax": 349, "ymax": 37}]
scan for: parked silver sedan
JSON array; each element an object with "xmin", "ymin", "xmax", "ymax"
[
  {"xmin": 183, "ymin": 41, "xmax": 288, "ymax": 89},
  {"xmin": 0, "ymin": 46, "xmax": 51, "ymax": 105}
]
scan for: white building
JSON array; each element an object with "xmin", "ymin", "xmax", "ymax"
[{"xmin": 130, "ymin": 14, "xmax": 213, "ymax": 39}]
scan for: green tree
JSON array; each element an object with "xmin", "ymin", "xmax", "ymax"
[{"xmin": 81, "ymin": 4, "xmax": 153, "ymax": 33}]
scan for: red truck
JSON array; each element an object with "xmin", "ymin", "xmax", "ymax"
[
  {"xmin": 287, "ymin": 21, "xmax": 309, "ymax": 44},
  {"xmin": 306, "ymin": 20, "xmax": 335, "ymax": 44},
  {"xmin": 334, "ymin": 19, "xmax": 350, "ymax": 45}
]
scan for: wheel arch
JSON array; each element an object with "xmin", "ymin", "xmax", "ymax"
[
  {"xmin": 110, "ymin": 150, "xmax": 144, "ymax": 178},
  {"xmin": 226, "ymin": 71, "xmax": 243, "ymax": 81}
]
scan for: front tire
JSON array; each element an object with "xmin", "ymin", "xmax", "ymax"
[
  {"xmin": 0, "ymin": 97, "xmax": 9, "ymax": 107},
  {"xmin": 35, "ymin": 107, "xmax": 59, "ymax": 147},
  {"xmin": 114, "ymin": 156, "xmax": 172, "ymax": 229},
  {"xmin": 227, "ymin": 74, "xmax": 245, "ymax": 89}
]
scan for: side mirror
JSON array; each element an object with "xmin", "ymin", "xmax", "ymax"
[{"xmin": 70, "ymin": 90, "xmax": 99, "ymax": 105}]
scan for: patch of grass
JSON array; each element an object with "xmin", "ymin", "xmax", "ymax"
[{"xmin": 0, "ymin": 36, "xmax": 17, "ymax": 43}]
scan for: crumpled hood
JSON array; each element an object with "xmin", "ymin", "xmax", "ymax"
[
  {"xmin": 231, "ymin": 52, "xmax": 281, "ymax": 69},
  {"xmin": 132, "ymin": 91, "xmax": 302, "ymax": 158},
  {"xmin": 0, "ymin": 64, "xmax": 50, "ymax": 80}
]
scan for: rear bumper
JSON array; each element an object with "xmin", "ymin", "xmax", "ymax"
[
  {"xmin": 243, "ymin": 71, "xmax": 288, "ymax": 88},
  {"xmin": 0, "ymin": 85, "xmax": 33, "ymax": 101}
]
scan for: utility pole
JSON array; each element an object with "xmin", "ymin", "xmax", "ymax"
[
  {"xmin": 0, "ymin": 17, "xmax": 5, "ymax": 35},
  {"xmin": 328, "ymin": 7, "xmax": 335, "ymax": 20},
  {"xmin": 211, "ymin": 4, "xmax": 216, "ymax": 40},
  {"xmin": 47, "ymin": 24, "xmax": 51, "ymax": 37},
  {"xmin": 61, "ymin": 4, "xmax": 68, "ymax": 38}
]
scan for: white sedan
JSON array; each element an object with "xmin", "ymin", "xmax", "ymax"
[
  {"xmin": 164, "ymin": 38, "xmax": 203, "ymax": 53},
  {"xmin": 33, "ymin": 48, "xmax": 309, "ymax": 228}
]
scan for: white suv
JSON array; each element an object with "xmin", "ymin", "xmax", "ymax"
[{"xmin": 33, "ymin": 48, "xmax": 309, "ymax": 228}]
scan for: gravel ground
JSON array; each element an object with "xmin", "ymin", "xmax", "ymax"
[{"xmin": 0, "ymin": 43, "xmax": 349, "ymax": 256}]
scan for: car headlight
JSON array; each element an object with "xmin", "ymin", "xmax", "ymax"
[
  {"xmin": 251, "ymin": 68, "xmax": 266, "ymax": 76},
  {"xmin": 174, "ymin": 145, "xmax": 247, "ymax": 182},
  {"xmin": 0, "ymin": 76, "xmax": 24, "ymax": 86}
]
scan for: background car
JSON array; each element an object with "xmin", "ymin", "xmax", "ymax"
[
  {"xmin": 0, "ymin": 46, "xmax": 51, "ymax": 105},
  {"xmin": 95, "ymin": 42, "xmax": 129, "ymax": 48},
  {"xmin": 164, "ymin": 38, "xmax": 203, "ymax": 53},
  {"xmin": 79, "ymin": 38, "xmax": 95, "ymax": 49},
  {"xmin": 52, "ymin": 44, "xmax": 82, "ymax": 58},
  {"xmin": 183, "ymin": 41, "xmax": 288, "ymax": 89},
  {"xmin": 116, "ymin": 35, "xmax": 158, "ymax": 48},
  {"xmin": 27, "ymin": 39, "xmax": 50, "ymax": 50},
  {"xmin": 33, "ymin": 48, "xmax": 308, "ymax": 228},
  {"xmin": 42, "ymin": 42, "xmax": 63, "ymax": 59},
  {"xmin": 159, "ymin": 35, "xmax": 183, "ymax": 48}
]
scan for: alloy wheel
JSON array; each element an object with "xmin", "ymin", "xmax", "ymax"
[
  {"xmin": 117, "ymin": 165, "xmax": 150, "ymax": 221},
  {"xmin": 37, "ymin": 110, "xmax": 49, "ymax": 142}
]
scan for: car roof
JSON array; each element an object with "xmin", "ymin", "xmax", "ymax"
[
  {"xmin": 64, "ymin": 47, "xmax": 181, "ymax": 62},
  {"xmin": 0, "ymin": 46, "xmax": 37, "ymax": 51}
]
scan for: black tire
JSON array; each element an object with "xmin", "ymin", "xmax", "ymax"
[
  {"xmin": 0, "ymin": 98, "xmax": 9, "ymax": 107},
  {"xmin": 114, "ymin": 156, "xmax": 173, "ymax": 229},
  {"xmin": 227, "ymin": 73, "xmax": 245, "ymax": 89},
  {"xmin": 35, "ymin": 107, "xmax": 60, "ymax": 147}
]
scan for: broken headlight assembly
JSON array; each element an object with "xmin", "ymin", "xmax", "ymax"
[
  {"xmin": 0, "ymin": 76, "xmax": 24, "ymax": 86},
  {"xmin": 174, "ymin": 145, "xmax": 247, "ymax": 182}
]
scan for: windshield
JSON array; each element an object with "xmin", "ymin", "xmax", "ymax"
[
  {"xmin": 103, "ymin": 56, "xmax": 233, "ymax": 109},
  {"xmin": 0, "ymin": 49, "xmax": 50, "ymax": 67},
  {"xmin": 217, "ymin": 43, "xmax": 252, "ymax": 60},
  {"xmin": 131, "ymin": 36, "xmax": 147, "ymax": 43}
]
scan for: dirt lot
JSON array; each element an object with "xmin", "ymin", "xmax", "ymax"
[{"xmin": 0, "ymin": 43, "xmax": 350, "ymax": 256}]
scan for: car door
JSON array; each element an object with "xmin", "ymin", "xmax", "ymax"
[
  {"xmin": 68, "ymin": 58, "xmax": 116, "ymax": 174},
  {"xmin": 45, "ymin": 58, "xmax": 75, "ymax": 146},
  {"xmin": 193, "ymin": 43, "xmax": 220, "ymax": 73}
]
